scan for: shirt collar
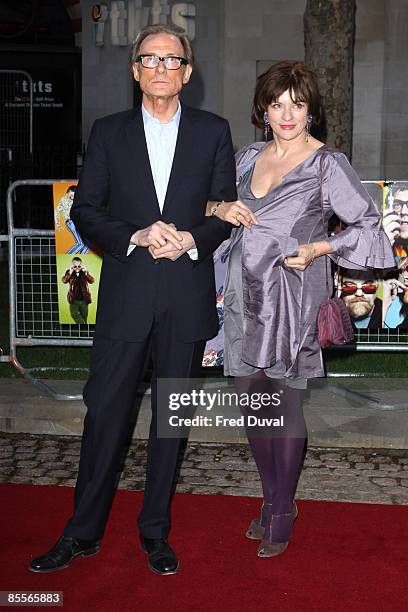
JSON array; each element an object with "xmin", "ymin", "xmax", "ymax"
[
  {"xmin": 354, "ymin": 313, "xmax": 371, "ymax": 328},
  {"xmin": 142, "ymin": 102, "xmax": 181, "ymax": 128}
]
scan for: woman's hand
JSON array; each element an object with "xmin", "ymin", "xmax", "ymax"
[
  {"xmin": 214, "ymin": 200, "xmax": 258, "ymax": 229},
  {"xmin": 284, "ymin": 244, "xmax": 317, "ymax": 271},
  {"xmin": 284, "ymin": 240, "xmax": 334, "ymax": 271}
]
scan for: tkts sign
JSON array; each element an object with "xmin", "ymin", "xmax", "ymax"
[{"xmin": 91, "ymin": 0, "xmax": 196, "ymax": 46}]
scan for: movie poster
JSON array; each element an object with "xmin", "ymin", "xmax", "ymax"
[
  {"xmin": 332, "ymin": 181, "xmax": 385, "ymax": 330},
  {"xmin": 381, "ymin": 182, "xmax": 408, "ymax": 330},
  {"xmin": 53, "ymin": 182, "xmax": 102, "ymax": 325}
]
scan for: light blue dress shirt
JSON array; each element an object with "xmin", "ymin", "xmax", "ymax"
[
  {"xmin": 142, "ymin": 102, "xmax": 180, "ymax": 211},
  {"xmin": 128, "ymin": 103, "xmax": 197, "ymax": 259},
  {"xmin": 354, "ymin": 314, "xmax": 371, "ymax": 328}
]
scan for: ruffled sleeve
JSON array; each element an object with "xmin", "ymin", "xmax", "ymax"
[{"xmin": 324, "ymin": 152, "xmax": 396, "ymax": 270}]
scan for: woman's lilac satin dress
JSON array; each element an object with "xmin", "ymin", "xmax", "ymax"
[{"xmin": 222, "ymin": 143, "xmax": 395, "ymax": 388}]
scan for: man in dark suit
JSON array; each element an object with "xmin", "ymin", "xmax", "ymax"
[{"xmin": 29, "ymin": 23, "xmax": 236, "ymax": 575}]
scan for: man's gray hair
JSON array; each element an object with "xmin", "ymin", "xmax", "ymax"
[{"xmin": 130, "ymin": 23, "xmax": 194, "ymax": 67}]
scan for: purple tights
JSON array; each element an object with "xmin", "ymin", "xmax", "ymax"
[{"xmin": 235, "ymin": 371, "xmax": 307, "ymax": 515}]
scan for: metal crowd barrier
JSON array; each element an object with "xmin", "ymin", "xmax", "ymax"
[
  {"xmin": 5, "ymin": 180, "xmax": 92, "ymax": 400},
  {"xmin": 3, "ymin": 179, "xmax": 408, "ymax": 404}
]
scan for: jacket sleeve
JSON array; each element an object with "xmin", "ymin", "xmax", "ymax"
[
  {"xmin": 62, "ymin": 270, "xmax": 71, "ymax": 283},
  {"xmin": 324, "ymin": 152, "xmax": 395, "ymax": 270},
  {"xmin": 189, "ymin": 121, "xmax": 237, "ymax": 262},
  {"xmin": 70, "ymin": 119, "xmax": 139, "ymax": 263},
  {"xmin": 84, "ymin": 271, "xmax": 95, "ymax": 283}
]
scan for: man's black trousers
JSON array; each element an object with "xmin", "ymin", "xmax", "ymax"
[{"xmin": 63, "ymin": 264, "xmax": 206, "ymax": 540}]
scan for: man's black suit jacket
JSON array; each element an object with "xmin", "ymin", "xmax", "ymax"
[{"xmin": 71, "ymin": 104, "xmax": 237, "ymax": 342}]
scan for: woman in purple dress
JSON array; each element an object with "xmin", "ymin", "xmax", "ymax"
[{"xmin": 207, "ymin": 61, "xmax": 394, "ymax": 558}]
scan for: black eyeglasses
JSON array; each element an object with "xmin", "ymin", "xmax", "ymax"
[
  {"xmin": 134, "ymin": 55, "xmax": 188, "ymax": 70},
  {"xmin": 393, "ymin": 199, "xmax": 408, "ymax": 210}
]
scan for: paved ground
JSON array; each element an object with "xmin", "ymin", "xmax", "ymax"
[
  {"xmin": 1, "ymin": 432, "xmax": 408, "ymax": 506},
  {"xmin": 2, "ymin": 377, "xmax": 408, "ymax": 449},
  {"xmin": 2, "ymin": 376, "xmax": 408, "ymax": 506}
]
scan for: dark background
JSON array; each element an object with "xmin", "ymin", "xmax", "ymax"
[{"xmin": 0, "ymin": 0, "xmax": 81, "ymax": 231}]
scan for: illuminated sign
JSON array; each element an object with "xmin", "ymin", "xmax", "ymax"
[{"xmin": 91, "ymin": 1, "xmax": 196, "ymax": 46}]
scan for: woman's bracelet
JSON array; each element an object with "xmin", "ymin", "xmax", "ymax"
[{"xmin": 211, "ymin": 201, "xmax": 223, "ymax": 216}]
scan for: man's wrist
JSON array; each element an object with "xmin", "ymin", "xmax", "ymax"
[{"xmin": 183, "ymin": 231, "xmax": 196, "ymax": 250}]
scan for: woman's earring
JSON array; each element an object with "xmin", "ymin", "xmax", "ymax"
[
  {"xmin": 263, "ymin": 111, "xmax": 270, "ymax": 141},
  {"xmin": 306, "ymin": 114, "xmax": 313, "ymax": 142}
]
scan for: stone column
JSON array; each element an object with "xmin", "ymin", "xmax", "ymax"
[
  {"xmin": 304, "ymin": 0, "xmax": 356, "ymax": 158},
  {"xmin": 382, "ymin": 0, "xmax": 408, "ymax": 180}
]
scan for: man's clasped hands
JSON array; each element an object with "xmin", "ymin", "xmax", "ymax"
[{"xmin": 130, "ymin": 221, "xmax": 195, "ymax": 261}]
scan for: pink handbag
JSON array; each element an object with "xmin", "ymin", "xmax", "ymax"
[{"xmin": 316, "ymin": 154, "xmax": 355, "ymax": 348}]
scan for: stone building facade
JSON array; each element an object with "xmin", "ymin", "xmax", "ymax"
[{"xmin": 82, "ymin": 0, "xmax": 408, "ymax": 180}]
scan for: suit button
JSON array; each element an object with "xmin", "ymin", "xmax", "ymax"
[{"xmin": 154, "ymin": 259, "xmax": 161, "ymax": 265}]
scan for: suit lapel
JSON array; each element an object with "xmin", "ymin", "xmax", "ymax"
[
  {"xmin": 124, "ymin": 108, "xmax": 161, "ymax": 216},
  {"xmin": 162, "ymin": 105, "xmax": 197, "ymax": 216}
]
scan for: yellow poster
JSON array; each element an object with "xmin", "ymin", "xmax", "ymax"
[{"xmin": 53, "ymin": 182, "xmax": 102, "ymax": 325}]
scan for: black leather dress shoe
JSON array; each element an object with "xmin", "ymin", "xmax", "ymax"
[
  {"xmin": 140, "ymin": 535, "xmax": 179, "ymax": 575},
  {"xmin": 29, "ymin": 535, "xmax": 100, "ymax": 573}
]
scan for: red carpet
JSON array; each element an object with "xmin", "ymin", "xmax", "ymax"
[{"xmin": 0, "ymin": 484, "xmax": 406, "ymax": 612}]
